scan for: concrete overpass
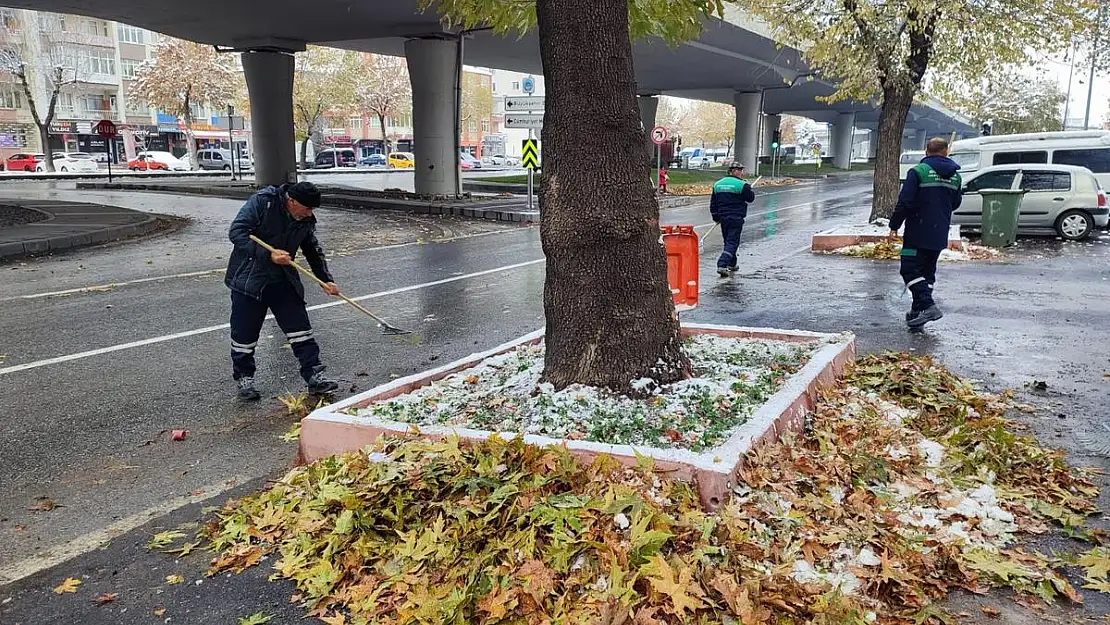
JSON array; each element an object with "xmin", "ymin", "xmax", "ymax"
[{"xmin": 4, "ymin": 0, "xmax": 973, "ymax": 192}]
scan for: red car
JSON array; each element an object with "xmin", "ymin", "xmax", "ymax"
[{"xmin": 4, "ymin": 153, "xmax": 44, "ymax": 171}]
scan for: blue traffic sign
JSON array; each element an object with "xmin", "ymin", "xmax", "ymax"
[{"xmin": 522, "ymin": 76, "xmax": 535, "ymax": 95}]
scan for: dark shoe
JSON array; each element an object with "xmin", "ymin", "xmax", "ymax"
[
  {"xmin": 306, "ymin": 369, "xmax": 339, "ymax": 395},
  {"xmin": 236, "ymin": 376, "xmax": 261, "ymax": 401},
  {"xmin": 728, "ymin": 266, "xmax": 739, "ymax": 273},
  {"xmin": 717, "ymin": 267, "xmax": 730, "ymax": 277},
  {"xmin": 907, "ymin": 305, "xmax": 943, "ymax": 328},
  {"xmin": 905, "ymin": 310, "xmax": 920, "ymax": 325}
]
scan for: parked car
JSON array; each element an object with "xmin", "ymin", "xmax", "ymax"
[
  {"xmin": 388, "ymin": 152, "xmax": 415, "ymax": 169},
  {"xmin": 4, "ymin": 153, "xmax": 44, "ymax": 171},
  {"xmin": 313, "ymin": 148, "xmax": 357, "ymax": 169},
  {"xmin": 953, "ymin": 163, "xmax": 1109, "ymax": 241},
  {"xmin": 197, "ymin": 148, "xmax": 251, "ymax": 171},
  {"xmin": 489, "ymin": 154, "xmax": 519, "ymax": 167},
  {"xmin": 687, "ymin": 155, "xmax": 713, "ymax": 169},
  {"xmin": 460, "ymin": 151, "xmax": 482, "ymax": 170},
  {"xmin": 36, "ymin": 152, "xmax": 99, "ymax": 173},
  {"xmin": 359, "ymin": 153, "xmax": 388, "ymax": 168},
  {"xmin": 899, "ymin": 150, "xmax": 926, "ymax": 181},
  {"xmin": 129, "ymin": 151, "xmax": 191, "ymax": 172}
]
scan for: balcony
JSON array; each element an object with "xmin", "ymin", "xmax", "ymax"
[
  {"xmin": 47, "ymin": 30, "xmax": 114, "ymax": 49},
  {"xmin": 58, "ymin": 107, "xmax": 119, "ymax": 122}
]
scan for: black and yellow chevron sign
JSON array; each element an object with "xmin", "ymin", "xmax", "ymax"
[{"xmin": 522, "ymin": 139, "xmax": 540, "ymax": 170}]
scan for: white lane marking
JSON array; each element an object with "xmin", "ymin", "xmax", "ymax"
[
  {"xmin": 2, "ymin": 269, "xmax": 225, "ymax": 302},
  {"xmin": 3, "ymin": 228, "xmax": 529, "ymax": 303},
  {"xmin": 0, "ymin": 474, "xmax": 252, "ymax": 585},
  {"xmin": 0, "ymin": 258, "xmax": 546, "ymax": 376}
]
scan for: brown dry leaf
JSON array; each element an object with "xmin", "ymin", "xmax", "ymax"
[
  {"xmin": 517, "ymin": 559, "xmax": 557, "ymax": 602},
  {"xmin": 92, "ymin": 592, "xmax": 118, "ymax": 605},
  {"xmin": 30, "ymin": 496, "xmax": 61, "ymax": 512},
  {"xmin": 319, "ymin": 613, "xmax": 347, "ymax": 625},
  {"xmin": 633, "ymin": 606, "xmax": 666, "ymax": 625},
  {"xmin": 53, "ymin": 577, "xmax": 81, "ymax": 594},
  {"xmin": 154, "ymin": 607, "xmax": 167, "ymax": 616},
  {"xmin": 464, "ymin": 375, "xmax": 480, "ymax": 385},
  {"xmin": 981, "ymin": 605, "xmax": 1002, "ymax": 617}
]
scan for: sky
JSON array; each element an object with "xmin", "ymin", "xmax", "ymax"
[{"xmin": 1040, "ymin": 48, "xmax": 1110, "ymax": 127}]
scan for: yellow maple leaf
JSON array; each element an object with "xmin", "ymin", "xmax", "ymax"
[
  {"xmin": 319, "ymin": 613, "xmax": 347, "ymax": 625},
  {"xmin": 154, "ymin": 607, "xmax": 167, "ymax": 616},
  {"xmin": 1078, "ymin": 548, "xmax": 1110, "ymax": 580},
  {"xmin": 53, "ymin": 577, "xmax": 81, "ymax": 594},
  {"xmin": 1083, "ymin": 578, "xmax": 1110, "ymax": 594},
  {"xmin": 165, "ymin": 574, "xmax": 184, "ymax": 585},
  {"xmin": 641, "ymin": 554, "xmax": 706, "ymax": 617}
]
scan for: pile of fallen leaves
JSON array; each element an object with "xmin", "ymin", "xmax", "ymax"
[
  {"xmin": 195, "ymin": 355, "xmax": 1102, "ymax": 625},
  {"xmin": 831, "ymin": 241, "xmax": 1002, "ymax": 262}
]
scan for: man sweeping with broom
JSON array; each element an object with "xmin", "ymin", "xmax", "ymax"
[{"xmin": 225, "ymin": 181, "xmax": 341, "ymax": 401}]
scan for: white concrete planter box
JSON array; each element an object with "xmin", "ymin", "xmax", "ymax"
[
  {"xmin": 811, "ymin": 224, "xmax": 962, "ymax": 252},
  {"xmin": 299, "ymin": 323, "xmax": 856, "ymax": 511}
]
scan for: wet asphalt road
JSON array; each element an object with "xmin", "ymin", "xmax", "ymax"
[
  {"xmin": 4, "ymin": 175, "xmax": 1110, "ymax": 624},
  {"xmin": 0, "ymin": 175, "xmax": 873, "ymax": 576}
]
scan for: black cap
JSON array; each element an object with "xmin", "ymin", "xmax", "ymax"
[{"xmin": 286, "ymin": 181, "xmax": 321, "ymax": 208}]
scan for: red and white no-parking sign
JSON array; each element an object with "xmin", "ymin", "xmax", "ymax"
[{"xmin": 651, "ymin": 125, "xmax": 668, "ymax": 145}]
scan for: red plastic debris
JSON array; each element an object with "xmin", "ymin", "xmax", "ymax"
[{"xmin": 171, "ymin": 430, "xmax": 188, "ymax": 441}]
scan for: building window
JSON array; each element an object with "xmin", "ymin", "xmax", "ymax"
[
  {"xmin": 511, "ymin": 81, "xmax": 519, "ymax": 91},
  {"xmin": 349, "ymin": 117, "xmax": 362, "ymax": 130},
  {"xmin": 79, "ymin": 94, "xmax": 107, "ymax": 113},
  {"xmin": 0, "ymin": 86, "xmax": 21, "ymax": 109},
  {"xmin": 81, "ymin": 19, "xmax": 109, "ymax": 37},
  {"xmin": 79, "ymin": 47, "xmax": 116, "ymax": 76},
  {"xmin": 121, "ymin": 59, "xmax": 140, "ymax": 79},
  {"xmin": 56, "ymin": 92, "xmax": 74, "ymax": 113},
  {"xmin": 468, "ymin": 119, "xmax": 477, "ymax": 133},
  {"xmin": 117, "ymin": 24, "xmax": 145, "ymax": 44},
  {"xmin": 481, "ymin": 120, "xmax": 489, "ymax": 133}
]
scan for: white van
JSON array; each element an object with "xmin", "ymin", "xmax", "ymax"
[
  {"xmin": 899, "ymin": 150, "xmax": 926, "ymax": 181},
  {"xmin": 948, "ymin": 130, "xmax": 1110, "ymax": 189}
]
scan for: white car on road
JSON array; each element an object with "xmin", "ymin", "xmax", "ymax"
[{"xmin": 37, "ymin": 152, "xmax": 101, "ymax": 173}]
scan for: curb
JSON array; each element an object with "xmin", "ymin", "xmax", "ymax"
[
  {"xmin": 0, "ymin": 217, "xmax": 162, "ymax": 261},
  {"xmin": 77, "ymin": 183, "xmax": 540, "ymax": 224}
]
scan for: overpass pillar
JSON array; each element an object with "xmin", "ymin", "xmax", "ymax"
[
  {"xmin": 914, "ymin": 128, "xmax": 928, "ymax": 150},
  {"xmin": 638, "ymin": 95, "xmax": 659, "ymax": 160},
  {"xmin": 831, "ymin": 112, "xmax": 855, "ymax": 169},
  {"xmin": 761, "ymin": 114, "xmax": 781, "ymax": 157},
  {"xmin": 242, "ymin": 51, "xmax": 296, "ymax": 186},
  {"xmin": 405, "ymin": 38, "xmax": 460, "ymax": 197},
  {"xmin": 733, "ymin": 91, "xmax": 761, "ymax": 173}
]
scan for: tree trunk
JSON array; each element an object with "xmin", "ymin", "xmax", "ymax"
[
  {"xmin": 536, "ymin": 0, "xmax": 688, "ymax": 392},
  {"xmin": 378, "ymin": 112, "xmax": 387, "ymax": 143},
  {"xmin": 183, "ymin": 92, "xmax": 200, "ymax": 171},
  {"xmin": 869, "ymin": 84, "xmax": 915, "ymax": 221},
  {"xmin": 37, "ymin": 125, "xmax": 54, "ymax": 173},
  {"xmin": 299, "ymin": 139, "xmax": 308, "ymax": 170}
]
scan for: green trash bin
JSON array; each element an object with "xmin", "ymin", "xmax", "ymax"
[{"xmin": 978, "ymin": 189, "xmax": 1025, "ymax": 248}]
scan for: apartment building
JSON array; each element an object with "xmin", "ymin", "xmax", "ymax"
[{"xmin": 0, "ymin": 9, "xmax": 231, "ymax": 163}]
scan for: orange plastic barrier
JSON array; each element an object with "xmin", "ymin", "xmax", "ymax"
[{"xmin": 661, "ymin": 224, "xmax": 699, "ymax": 310}]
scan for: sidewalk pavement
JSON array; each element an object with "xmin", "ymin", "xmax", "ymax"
[{"xmin": 0, "ymin": 200, "xmax": 168, "ymax": 260}]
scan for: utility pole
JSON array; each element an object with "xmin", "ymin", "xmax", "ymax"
[
  {"xmin": 1063, "ymin": 39, "xmax": 1076, "ymax": 128},
  {"xmin": 1084, "ymin": 3, "xmax": 1105, "ymax": 130}
]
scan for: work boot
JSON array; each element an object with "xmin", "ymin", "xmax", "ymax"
[
  {"xmin": 907, "ymin": 305, "xmax": 943, "ymax": 328},
  {"xmin": 306, "ymin": 368, "xmax": 339, "ymax": 395},
  {"xmin": 717, "ymin": 267, "xmax": 730, "ymax": 278},
  {"xmin": 728, "ymin": 265, "xmax": 739, "ymax": 274},
  {"xmin": 236, "ymin": 376, "xmax": 261, "ymax": 401}
]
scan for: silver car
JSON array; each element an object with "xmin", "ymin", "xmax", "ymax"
[
  {"xmin": 197, "ymin": 148, "xmax": 251, "ymax": 171},
  {"xmin": 954, "ymin": 163, "xmax": 1109, "ymax": 240}
]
